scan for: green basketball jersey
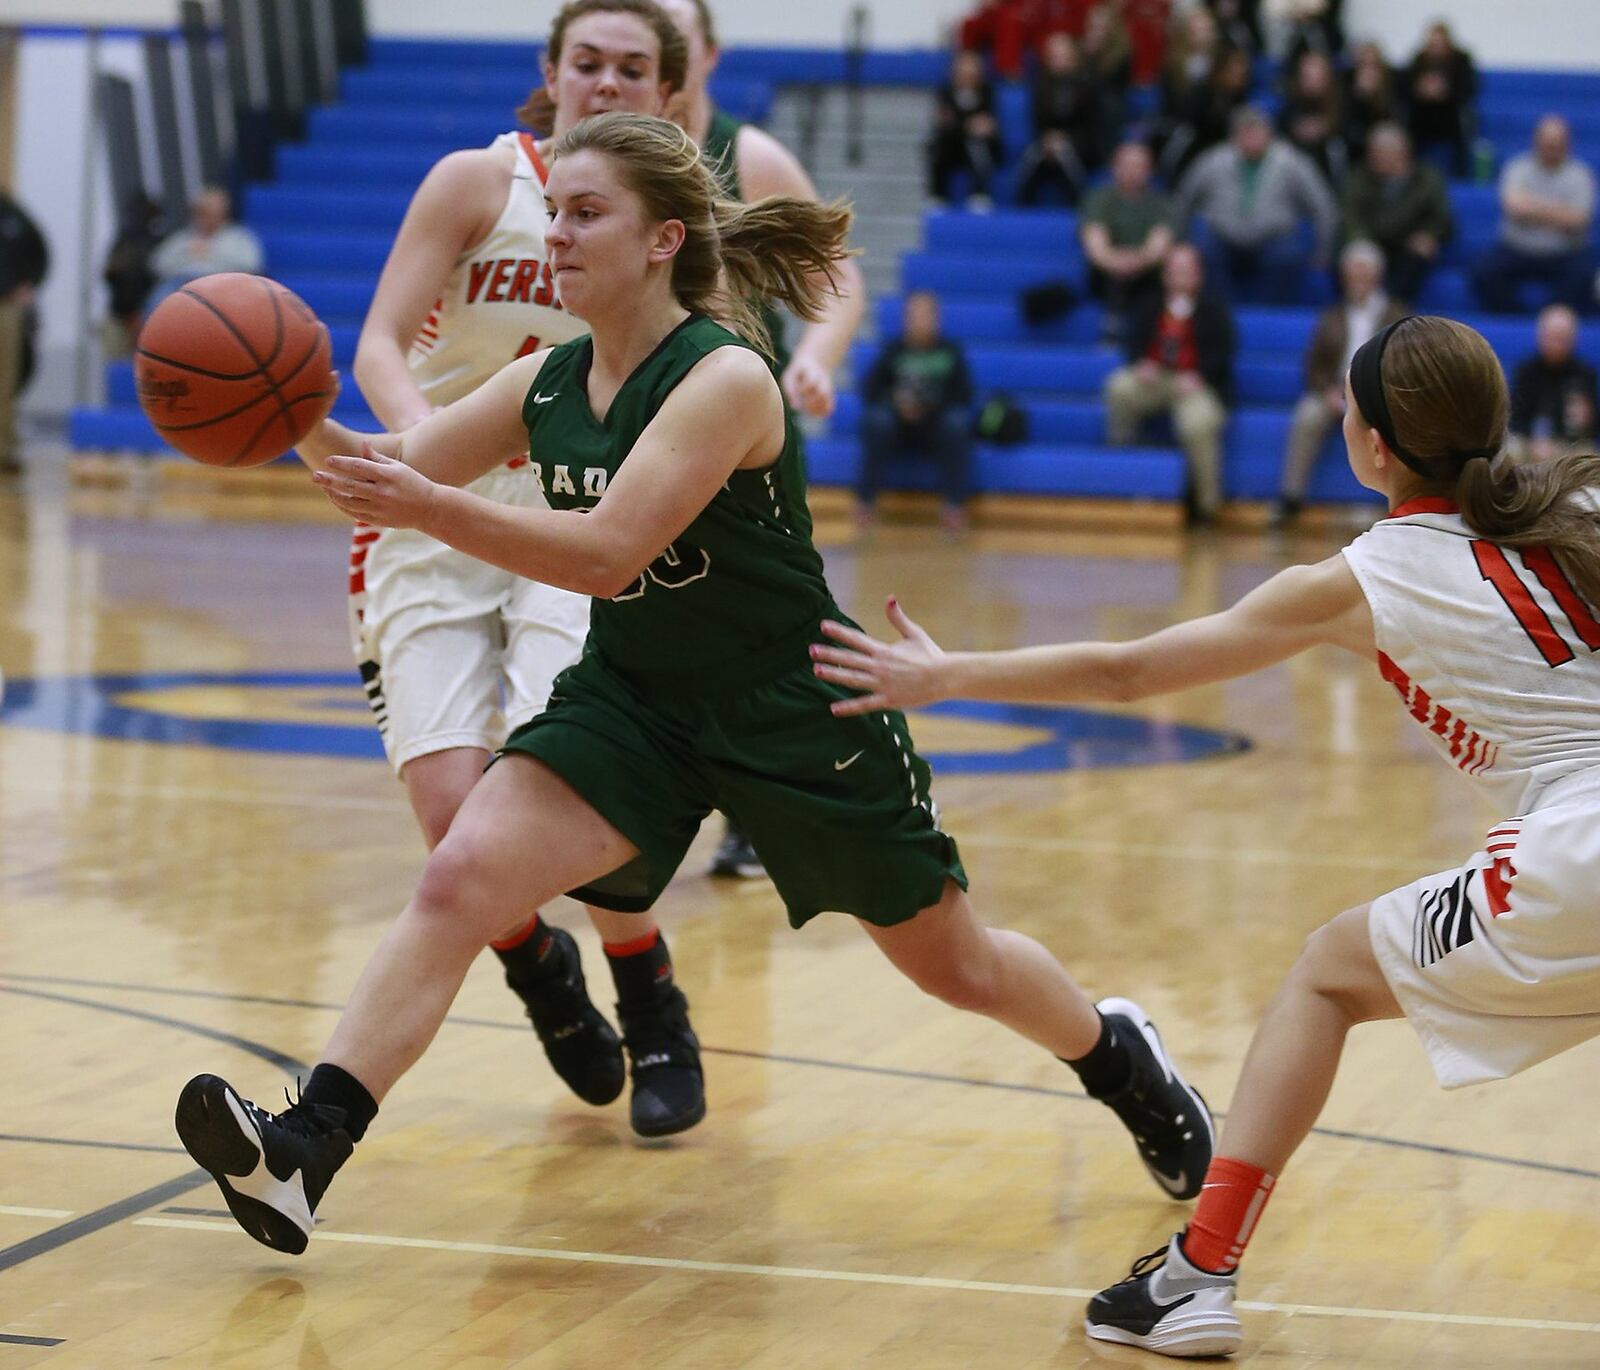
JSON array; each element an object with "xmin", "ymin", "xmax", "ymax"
[
  {"xmin": 522, "ymin": 315, "xmax": 829, "ymax": 681},
  {"xmin": 699, "ymin": 106, "xmax": 790, "ymax": 374}
]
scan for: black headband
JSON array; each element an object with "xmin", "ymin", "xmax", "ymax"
[{"xmin": 1348, "ymin": 316, "xmax": 1499, "ymax": 475}]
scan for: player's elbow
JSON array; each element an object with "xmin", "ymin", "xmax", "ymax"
[
  {"xmin": 581, "ymin": 547, "xmax": 648, "ymax": 600},
  {"xmin": 1100, "ymin": 643, "xmax": 1150, "ymax": 703}
]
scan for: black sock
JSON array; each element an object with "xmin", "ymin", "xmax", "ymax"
[
  {"xmin": 493, "ymin": 915, "xmax": 560, "ymax": 982},
  {"xmin": 299, "ymin": 1062, "xmax": 379, "ymax": 1143},
  {"xmin": 1061, "ymin": 1012, "xmax": 1133, "ymax": 1098},
  {"xmin": 605, "ymin": 928, "xmax": 673, "ymax": 1007}
]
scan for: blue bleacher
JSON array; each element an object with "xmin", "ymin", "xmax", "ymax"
[{"xmin": 68, "ymin": 39, "xmax": 1600, "ymax": 506}]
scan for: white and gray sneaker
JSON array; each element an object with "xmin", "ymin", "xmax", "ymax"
[
  {"xmin": 1085, "ymin": 1232, "xmax": 1243, "ymax": 1358},
  {"xmin": 1092, "ymin": 996, "xmax": 1215, "ymax": 1200},
  {"xmin": 174, "ymin": 1073, "xmax": 352, "ymax": 1255}
]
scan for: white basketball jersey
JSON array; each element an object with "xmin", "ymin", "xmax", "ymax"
[
  {"xmin": 1342, "ymin": 497, "xmax": 1600, "ymax": 814},
  {"xmin": 407, "ymin": 131, "xmax": 588, "ymax": 407}
]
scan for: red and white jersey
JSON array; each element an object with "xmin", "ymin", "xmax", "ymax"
[
  {"xmin": 407, "ymin": 131, "xmax": 588, "ymax": 407},
  {"xmin": 1342, "ymin": 496, "xmax": 1600, "ymax": 815}
]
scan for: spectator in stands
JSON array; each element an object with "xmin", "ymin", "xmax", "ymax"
[
  {"xmin": 1204, "ymin": 0, "xmax": 1261, "ymax": 55},
  {"xmin": 1017, "ymin": 34, "xmax": 1102, "ymax": 205},
  {"xmin": 1157, "ymin": 6, "xmax": 1223, "ymax": 172},
  {"xmin": 857, "ymin": 290, "xmax": 975, "ymax": 533},
  {"xmin": 1342, "ymin": 41, "xmax": 1399, "ymax": 169},
  {"xmin": 1104, "ymin": 243, "xmax": 1236, "ymax": 524},
  {"xmin": 1278, "ymin": 48, "xmax": 1344, "ymax": 184},
  {"xmin": 148, "ymin": 186, "xmax": 263, "ymax": 311},
  {"xmin": 1262, "ymin": 0, "xmax": 1343, "ymax": 61},
  {"xmin": 1163, "ymin": 44, "xmax": 1256, "ymax": 180},
  {"xmin": 101, "ymin": 192, "xmax": 166, "ymax": 359},
  {"xmin": 1079, "ymin": 140, "xmax": 1176, "ymax": 341},
  {"xmin": 928, "ymin": 49, "xmax": 1003, "ymax": 210},
  {"xmin": 1273, "ymin": 240, "xmax": 1408, "ymax": 524},
  {"xmin": 1341, "ymin": 122, "xmax": 1452, "ymax": 304},
  {"xmin": 959, "ymin": 0, "xmax": 1030, "ymax": 80},
  {"xmin": 1507, "ymin": 304, "xmax": 1600, "ymax": 461},
  {"xmin": 1472, "ymin": 116, "xmax": 1597, "ymax": 316},
  {"xmin": 1404, "ymin": 20, "xmax": 1477, "ymax": 178},
  {"xmin": 0, "ymin": 185, "xmax": 48, "ymax": 476},
  {"xmin": 1178, "ymin": 105, "xmax": 1337, "ymax": 304},
  {"xmin": 1081, "ymin": 2, "xmax": 1133, "ymax": 92}
]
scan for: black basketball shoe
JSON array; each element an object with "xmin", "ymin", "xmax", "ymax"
[
  {"xmin": 708, "ymin": 821, "xmax": 767, "ymax": 879},
  {"xmin": 503, "ymin": 925, "xmax": 626, "ymax": 1107},
  {"xmin": 619, "ymin": 984, "xmax": 706, "ymax": 1137},
  {"xmin": 174, "ymin": 1073, "xmax": 352, "ymax": 1255},
  {"xmin": 1085, "ymin": 1233, "xmax": 1242, "ymax": 1358},
  {"xmin": 1092, "ymin": 996, "xmax": 1215, "ymax": 1200}
]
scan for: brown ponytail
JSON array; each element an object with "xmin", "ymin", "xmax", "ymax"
[
  {"xmin": 1381, "ymin": 315, "xmax": 1600, "ymax": 607},
  {"xmin": 553, "ymin": 112, "xmax": 853, "ymax": 358},
  {"xmin": 516, "ymin": 0, "xmax": 689, "ymax": 135}
]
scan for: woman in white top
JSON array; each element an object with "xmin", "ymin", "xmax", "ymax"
[
  {"xmin": 346, "ymin": 0, "xmax": 704, "ymax": 1138},
  {"xmin": 814, "ymin": 314, "xmax": 1600, "ymax": 1358}
]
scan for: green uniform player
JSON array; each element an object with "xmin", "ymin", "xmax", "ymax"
[
  {"xmin": 175, "ymin": 113, "xmax": 1213, "ymax": 1260},
  {"xmin": 504, "ymin": 315, "xmax": 963, "ymax": 922}
]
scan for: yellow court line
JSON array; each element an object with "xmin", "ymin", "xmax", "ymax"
[{"xmin": 132, "ymin": 1217, "xmax": 1600, "ymax": 1335}]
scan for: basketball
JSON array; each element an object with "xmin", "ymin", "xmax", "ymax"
[{"xmin": 134, "ymin": 273, "xmax": 335, "ymax": 468}]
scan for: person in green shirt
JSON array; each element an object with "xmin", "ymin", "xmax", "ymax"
[
  {"xmin": 1341, "ymin": 122, "xmax": 1452, "ymax": 304},
  {"xmin": 172, "ymin": 112, "xmax": 1212, "ymax": 1257},
  {"xmin": 1079, "ymin": 141, "xmax": 1176, "ymax": 341}
]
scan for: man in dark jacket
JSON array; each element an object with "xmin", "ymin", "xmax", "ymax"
[
  {"xmin": 1508, "ymin": 304, "xmax": 1599, "ymax": 460},
  {"xmin": 1103, "ymin": 243, "xmax": 1235, "ymax": 523},
  {"xmin": 857, "ymin": 290, "xmax": 975, "ymax": 532},
  {"xmin": 0, "ymin": 187, "xmax": 49, "ymax": 473},
  {"xmin": 1275, "ymin": 240, "xmax": 1408, "ymax": 523},
  {"xmin": 1341, "ymin": 122, "xmax": 1452, "ymax": 303}
]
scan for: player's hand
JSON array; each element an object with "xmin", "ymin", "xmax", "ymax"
[
  {"xmin": 812, "ymin": 597, "xmax": 947, "ymax": 716},
  {"xmin": 312, "ymin": 443, "xmax": 437, "ymax": 530},
  {"xmin": 783, "ymin": 355, "xmax": 836, "ymax": 420}
]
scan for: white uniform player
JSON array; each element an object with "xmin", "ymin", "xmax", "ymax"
[
  {"xmin": 1343, "ymin": 496, "xmax": 1600, "ymax": 1085},
  {"xmin": 351, "ymin": 133, "xmax": 591, "ymax": 770}
]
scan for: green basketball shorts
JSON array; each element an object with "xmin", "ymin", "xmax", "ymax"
[{"xmin": 500, "ymin": 627, "xmax": 966, "ymax": 927}]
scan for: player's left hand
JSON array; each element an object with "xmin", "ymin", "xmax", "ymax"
[
  {"xmin": 812, "ymin": 597, "xmax": 947, "ymax": 716},
  {"xmin": 783, "ymin": 355, "xmax": 836, "ymax": 420},
  {"xmin": 312, "ymin": 444, "xmax": 437, "ymax": 530}
]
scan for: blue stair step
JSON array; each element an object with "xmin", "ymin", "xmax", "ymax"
[{"xmin": 69, "ymin": 403, "xmax": 379, "ymax": 455}]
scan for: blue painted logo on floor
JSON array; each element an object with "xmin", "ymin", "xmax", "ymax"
[{"xmin": 0, "ymin": 672, "xmax": 1250, "ymax": 774}]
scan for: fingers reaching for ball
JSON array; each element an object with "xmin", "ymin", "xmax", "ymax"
[{"xmin": 312, "ymin": 445, "xmax": 438, "ymax": 530}]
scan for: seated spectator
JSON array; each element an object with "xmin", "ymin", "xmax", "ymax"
[
  {"xmin": 1204, "ymin": 0, "xmax": 1261, "ymax": 55},
  {"xmin": 1405, "ymin": 20, "xmax": 1476, "ymax": 178},
  {"xmin": 1278, "ymin": 48, "xmax": 1344, "ymax": 185},
  {"xmin": 958, "ymin": 0, "xmax": 1029, "ymax": 80},
  {"xmin": 1274, "ymin": 240, "xmax": 1408, "ymax": 523},
  {"xmin": 1162, "ymin": 40, "xmax": 1255, "ymax": 180},
  {"xmin": 1157, "ymin": 6, "xmax": 1223, "ymax": 170},
  {"xmin": 1104, "ymin": 243, "xmax": 1235, "ymax": 524},
  {"xmin": 1178, "ymin": 105, "xmax": 1336, "ymax": 304},
  {"xmin": 1507, "ymin": 304, "xmax": 1600, "ymax": 461},
  {"xmin": 1081, "ymin": 2, "xmax": 1133, "ymax": 92},
  {"xmin": 1262, "ymin": 0, "xmax": 1343, "ymax": 61},
  {"xmin": 1079, "ymin": 141, "xmax": 1176, "ymax": 340},
  {"xmin": 148, "ymin": 186, "xmax": 263, "ymax": 312},
  {"xmin": 1471, "ymin": 116, "xmax": 1597, "ymax": 316},
  {"xmin": 1341, "ymin": 122, "xmax": 1451, "ymax": 303},
  {"xmin": 856, "ymin": 290, "xmax": 975, "ymax": 533},
  {"xmin": 1018, "ymin": 34, "xmax": 1104, "ymax": 206},
  {"xmin": 0, "ymin": 183, "xmax": 48, "ymax": 475},
  {"xmin": 1342, "ymin": 39, "xmax": 1397, "ymax": 166},
  {"xmin": 102, "ymin": 192, "xmax": 166, "ymax": 359},
  {"xmin": 928, "ymin": 50, "xmax": 1003, "ymax": 210}
]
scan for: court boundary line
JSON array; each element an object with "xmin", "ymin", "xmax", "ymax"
[
  {"xmin": 132, "ymin": 1215, "xmax": 1600, "ymax": 1335},
  {"xmin": 4, "ymin": 971, "xmax": 1598, "ymax": 1184}
]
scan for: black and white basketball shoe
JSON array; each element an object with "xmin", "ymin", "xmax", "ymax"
[
  {"xmin": 1092, "ymin": 996, "xmax": 1215, "ymax": 1200},
  {"xmin": 1085, "ymin": 1232, "xmax": 1242, "ymax": 1357},
  {"xmin": 174, "ymin": 1073, "xmax": 353, "ymax": 1255}
]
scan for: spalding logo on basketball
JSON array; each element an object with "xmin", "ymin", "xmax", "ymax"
[{"xmin": 134, "ymin": 273, "xmax": 336, "ymax": 468}]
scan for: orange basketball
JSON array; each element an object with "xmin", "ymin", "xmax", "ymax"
[{"xmin": 134, "ymin": 273, "xmax": 336, "ymax": 467}]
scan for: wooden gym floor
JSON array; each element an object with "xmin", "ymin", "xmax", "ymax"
[{"xmin": 1, "ymin": 451, "xmax": 1597, "ymax": 1368}]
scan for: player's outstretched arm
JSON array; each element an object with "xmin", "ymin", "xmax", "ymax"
[
  {"xmin": 814, "ymin": 556, "xmax": 1374, "ymax": 716},
  {"xmin": 317, "ymin": 346, "xmax": 780, "ymax": 599}
]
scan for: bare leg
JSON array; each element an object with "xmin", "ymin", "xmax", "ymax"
[
  {"xmin": 322, "ymin": 755, "xmax": 637, "ymax": 1100},
  {"xmin": 858, "ymin": 880, "xmax": 1103, "ymax": 1059},
  {"xmin": 1218, "ymin": 903, "xmax": 1403, "ymax": 1175},
  {"xmin": 401, "ymin": 747, "xmax": 648, "ymax": 943}
]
